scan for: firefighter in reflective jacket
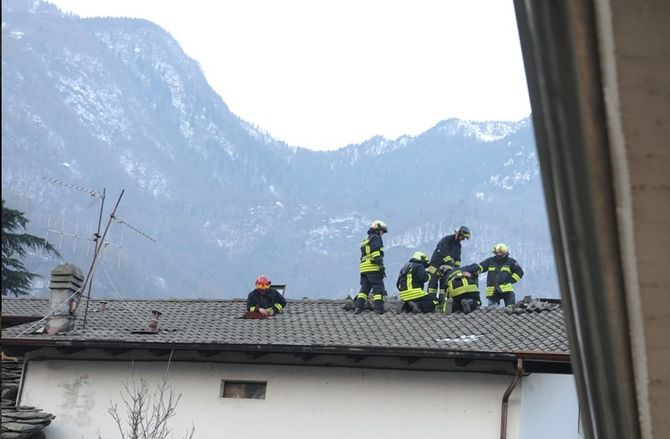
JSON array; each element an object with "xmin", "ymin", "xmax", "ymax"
[
  {"xmin": 396, "ymin": 251, "xmax": 437, "ymax": 313},
  {"xmin": 427, "ymin": 226, "xmax": 471, "ymax": 300},
  {"xmin": 443, "ymin": 263, "xmax": 482, "ymax": 314},
  {"xmin": 246, "ymin": 274, "xmax": 287, "ymax": 316},
  {"xmin": 355, "ymin": 220, "xmax": 388, "ymax": 314},
  {"xmin": 476, "ymin": 243, "xmax": 524, "ymax": 307}
]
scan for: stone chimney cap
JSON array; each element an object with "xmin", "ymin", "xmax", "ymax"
[{"xmin": 50, "ymin": 263, "xmax": 84, "ymax": 280}]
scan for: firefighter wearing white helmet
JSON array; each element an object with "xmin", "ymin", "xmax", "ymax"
[
  {"xmin": 396, "ymin": 251, "xmax": 438, "ymax": 313},
  {"xmin": 354, "ymin": 220, "xmax": 388, "ymax": 314},
  {"xmin": 472, "ymin": 243, "xmax": 524, "ymax": 307}
]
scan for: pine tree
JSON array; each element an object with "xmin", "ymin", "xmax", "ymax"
[{"xmin": 1, "ymin": 200, "xmax": 61, "ymax": 296}]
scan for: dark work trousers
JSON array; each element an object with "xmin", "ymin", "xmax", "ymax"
[
  {"xmin": 452, "ymin": 292, "xmax": 482, "ymax": 313},
  {"xmin": 356, "ymin": 272, "xmax": 386, "ymax": 309},
  {"xmin": 403, "ymin": 293, "xmax": 438, "ymax": 313},
  {"xmin": 489, "ymin": 291, "xmax": 516, "ymax": 306}
]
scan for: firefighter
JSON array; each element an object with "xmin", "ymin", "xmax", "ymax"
[
  {"xmin": 246, "ymin": 274, "xmax": 287, "ymax": 316},
  {"xmin": 477, "ymin": 243, "xmax": 524, "ymax": 307},
  {"xmin": 443, "ymin": 264, "xmax": 482, "ymax": 314},
  {"xmin": 396, "ymin": 251, "xmax": 437, "ymax": 313},
  {"xmin": 355, "ymin": 220, "xmax": 388, "ymax": 314},
  {"xmin": 427, "ymin": 225, "xmax": 471, "ymax": 302}
]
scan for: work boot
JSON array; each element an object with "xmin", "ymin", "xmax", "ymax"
[
  {"xmin": 373, "ymin": 300, "xmax": 385, "ymax": 314},
  {"xmin": 445, "ymin": 298, "xmax": 454, "ymax": 315},
  {"xmin": 408, "ymin": 301, "xmax": 421, "ymax": 314},
  {"xmin": 354, "ymin": 297, "xmax": 366, "ymax": 314},
  {"xmin": 461, "ymin": 298, "xmax": 472, "ymax": 314}
]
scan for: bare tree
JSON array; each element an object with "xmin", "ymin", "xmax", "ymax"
[{"xmin": 98, "ymin": 375, "xmax": 195, "ymax": 439}]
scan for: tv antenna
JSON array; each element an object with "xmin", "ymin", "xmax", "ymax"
[{"xmin": 80, "ymin": 194, "xmax": 157, "ymax": 329}]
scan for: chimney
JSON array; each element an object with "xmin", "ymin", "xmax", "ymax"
[
  {"xmin": 147, "ymin": 310, "xmax": 162, "ymax": 332},
  {"xmin": 46, "ymin": 263, "xmax": 84, "ymax": 335}
]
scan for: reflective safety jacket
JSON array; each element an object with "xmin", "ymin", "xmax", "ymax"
[
  {"xmin": 428, "ymin": 234, "xmax": 462, "ymax": 271},
  {"xmin": 246, "ymin": 288, "xmax": 287, "ymax": 313},
  {"xmin": 360, "ymin": 230, "xmax": 384, "ymax": 274},
  {"xmin": 475, "ymin": 255, "xmax": 524, "ymax": 297},
  {"xmin": 396, "ymin": 260, "xmax": 431, "ymax": 301},
  {"xmin": 445, "ymin": 263, "xmax": 480, "ymax": 298}
]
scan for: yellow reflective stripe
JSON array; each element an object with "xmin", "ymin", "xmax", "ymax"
[
  {"xmin": 250, "ymin": 306, "xmax": 257, "ymax": 311},
  {"xmin": 372, "ymin": 294, "xmax": 383, "ymax": 301},
  {"xmin": 357, "ymin": 293, "xmax": 368, "ymax": 300},
  {"xmin": 485, "ymin": 286, "xmax": 494, "ymax": 296},
  {"xmin": 442, "ymin": 255, "xmax": 454, "ymax": 263},
  {"xmin": 407, "ymin": 273, "xmax": 413, "ymax": 288},
  {"xmin": 399, "ymin": 288, "xmax": 427, "ymax": 301},
  {"xmin": 500, "ymin": 283, "xmax": 514, "ymax": 292},
  {"xmin": 501, "ymin": 266, "xmax": 512, "ymax": 273},
  {"xmin": 450, "ymin": 283, "xmax": 479, "ymax": 297},
  {"xmin": 428, "ymin": 287, "xmax": 438, "ymax": 293},
  {"xmin": 360, "ymin": 260, "xmax": 381, "ymax": 272},
  {"xmin": 512, "ymin": 273, "xmax": 521, "ymax": 282},
  {"xmin": 426, "ymin": 266, "xmax": 437, "ymax": 274},
  {"xmin": 488, "ymin": 267, "xmax": 496, "ymax": 271},
  {"xmin": 275, "ymin": 303, "xmax": 283, "ymax": 311},
  {"xmin": 455, "ymin": 261, "xmax": 461, "ymax": 267}
]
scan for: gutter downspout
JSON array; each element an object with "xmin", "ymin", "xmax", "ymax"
[{"xmin": 501, "ymin": 358, "xmax": 524, "ymax": 439}]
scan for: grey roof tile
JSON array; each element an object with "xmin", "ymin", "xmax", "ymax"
[{"xmin": 1, "ymin": 298, "xmax": 569, "ymax": 356}]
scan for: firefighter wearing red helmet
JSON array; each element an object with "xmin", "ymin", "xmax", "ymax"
[
  {"xmin": 354, "ymin": 220, "xmax": 389, "ymax": 314},
  {"xmin": 246, "ymin": 274, "xmax": 287, "ymax": 316}
]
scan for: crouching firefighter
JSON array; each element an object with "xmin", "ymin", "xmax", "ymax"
[
  {"xmin": 246, "ymin": 274, "xmax": 287, "ymax": 316},
  {"xmin": 355, "ymin": 220, "xmax": 388, "ymax": 314},
  {"xmin": 443, "ymin": 263, "xmax": 482, "ymax": 314},
  {"xmin": 397, "ymin": 251, "xmax": 437, "ymax": 313}
]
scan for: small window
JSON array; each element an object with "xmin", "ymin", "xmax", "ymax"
[{"xmin": 221, "ymin": 380, "xmax": 267, "ymax": 399}]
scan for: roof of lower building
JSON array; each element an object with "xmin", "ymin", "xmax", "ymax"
[{"xmin": 1, "ymin": 297, "xmax": 568, "ymax": 359}]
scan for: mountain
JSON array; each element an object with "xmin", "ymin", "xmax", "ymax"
[{"xmin": 1, "ymin": 0, "xmax": 559, "ymax": 300}]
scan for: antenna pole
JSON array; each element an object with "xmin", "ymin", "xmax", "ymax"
[
  {"xmin": 81, "ymin": 188, "xmax": 106, "ymax": 329},
  {"xmin": 81, "ymin": 189, "xmax": 123, "ymax": 329}
]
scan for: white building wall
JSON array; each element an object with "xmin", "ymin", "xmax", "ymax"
[
  {"xmin": 519, "ymin": 373, "xmax": 581, "ymax": 439},
  {"xmin": 21, "ymin": 359, "xmax": 524, "ymax": 439}
]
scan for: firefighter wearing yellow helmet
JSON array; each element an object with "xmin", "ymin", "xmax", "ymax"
[
  {"xmin": 473, "ymin": 243, "xmax": 524, "ymax": 307},
  {"xmin": 396, "ymin": 251, "xmax": 437, "ymax": 313},
  {"xmin": 354, "ymin": 220, "xmax": 388, "ymax": 314}
]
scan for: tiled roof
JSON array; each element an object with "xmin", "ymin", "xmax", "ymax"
[
  {"xmin": 1, "ymin": 298, "xmax": 50, "ymax": 317},
  {"xmin": 1, "ymin": 298, "xmax": 569, "ymax": 357}
]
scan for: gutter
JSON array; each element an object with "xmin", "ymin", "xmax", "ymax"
[
  {"xmin": 501, "ymin": 358, "xmax": 524, "ymax": 439},
  {"xmin": 1, "ymin": 337, "xmax": 569, "ymax": 364}
]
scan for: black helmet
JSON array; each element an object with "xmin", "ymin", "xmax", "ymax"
[{"xmin": 455, "ymin": 225, "xmax": 471, "ymax": 239}]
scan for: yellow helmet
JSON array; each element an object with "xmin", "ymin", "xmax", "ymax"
[
  {"xmin": 370, "ymin": 220, "xmax": 388, "ymax": 233},
  {"xmin": 492, "ymin": 243, "xmax": 509, "ymax": 254}
]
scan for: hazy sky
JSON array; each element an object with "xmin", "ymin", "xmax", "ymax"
[{"xmin": 48, "ymin": 0, "xmax": 531, "ymax": 151}]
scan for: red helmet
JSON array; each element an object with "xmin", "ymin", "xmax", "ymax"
[{"xmin": 255, "ymin": 274, "xmax": 271, "ymax": 290}]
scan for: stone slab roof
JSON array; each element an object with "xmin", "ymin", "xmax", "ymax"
[{"xmin": 1, "ymin": 298, "xmax": 568, "ymax": 357}]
